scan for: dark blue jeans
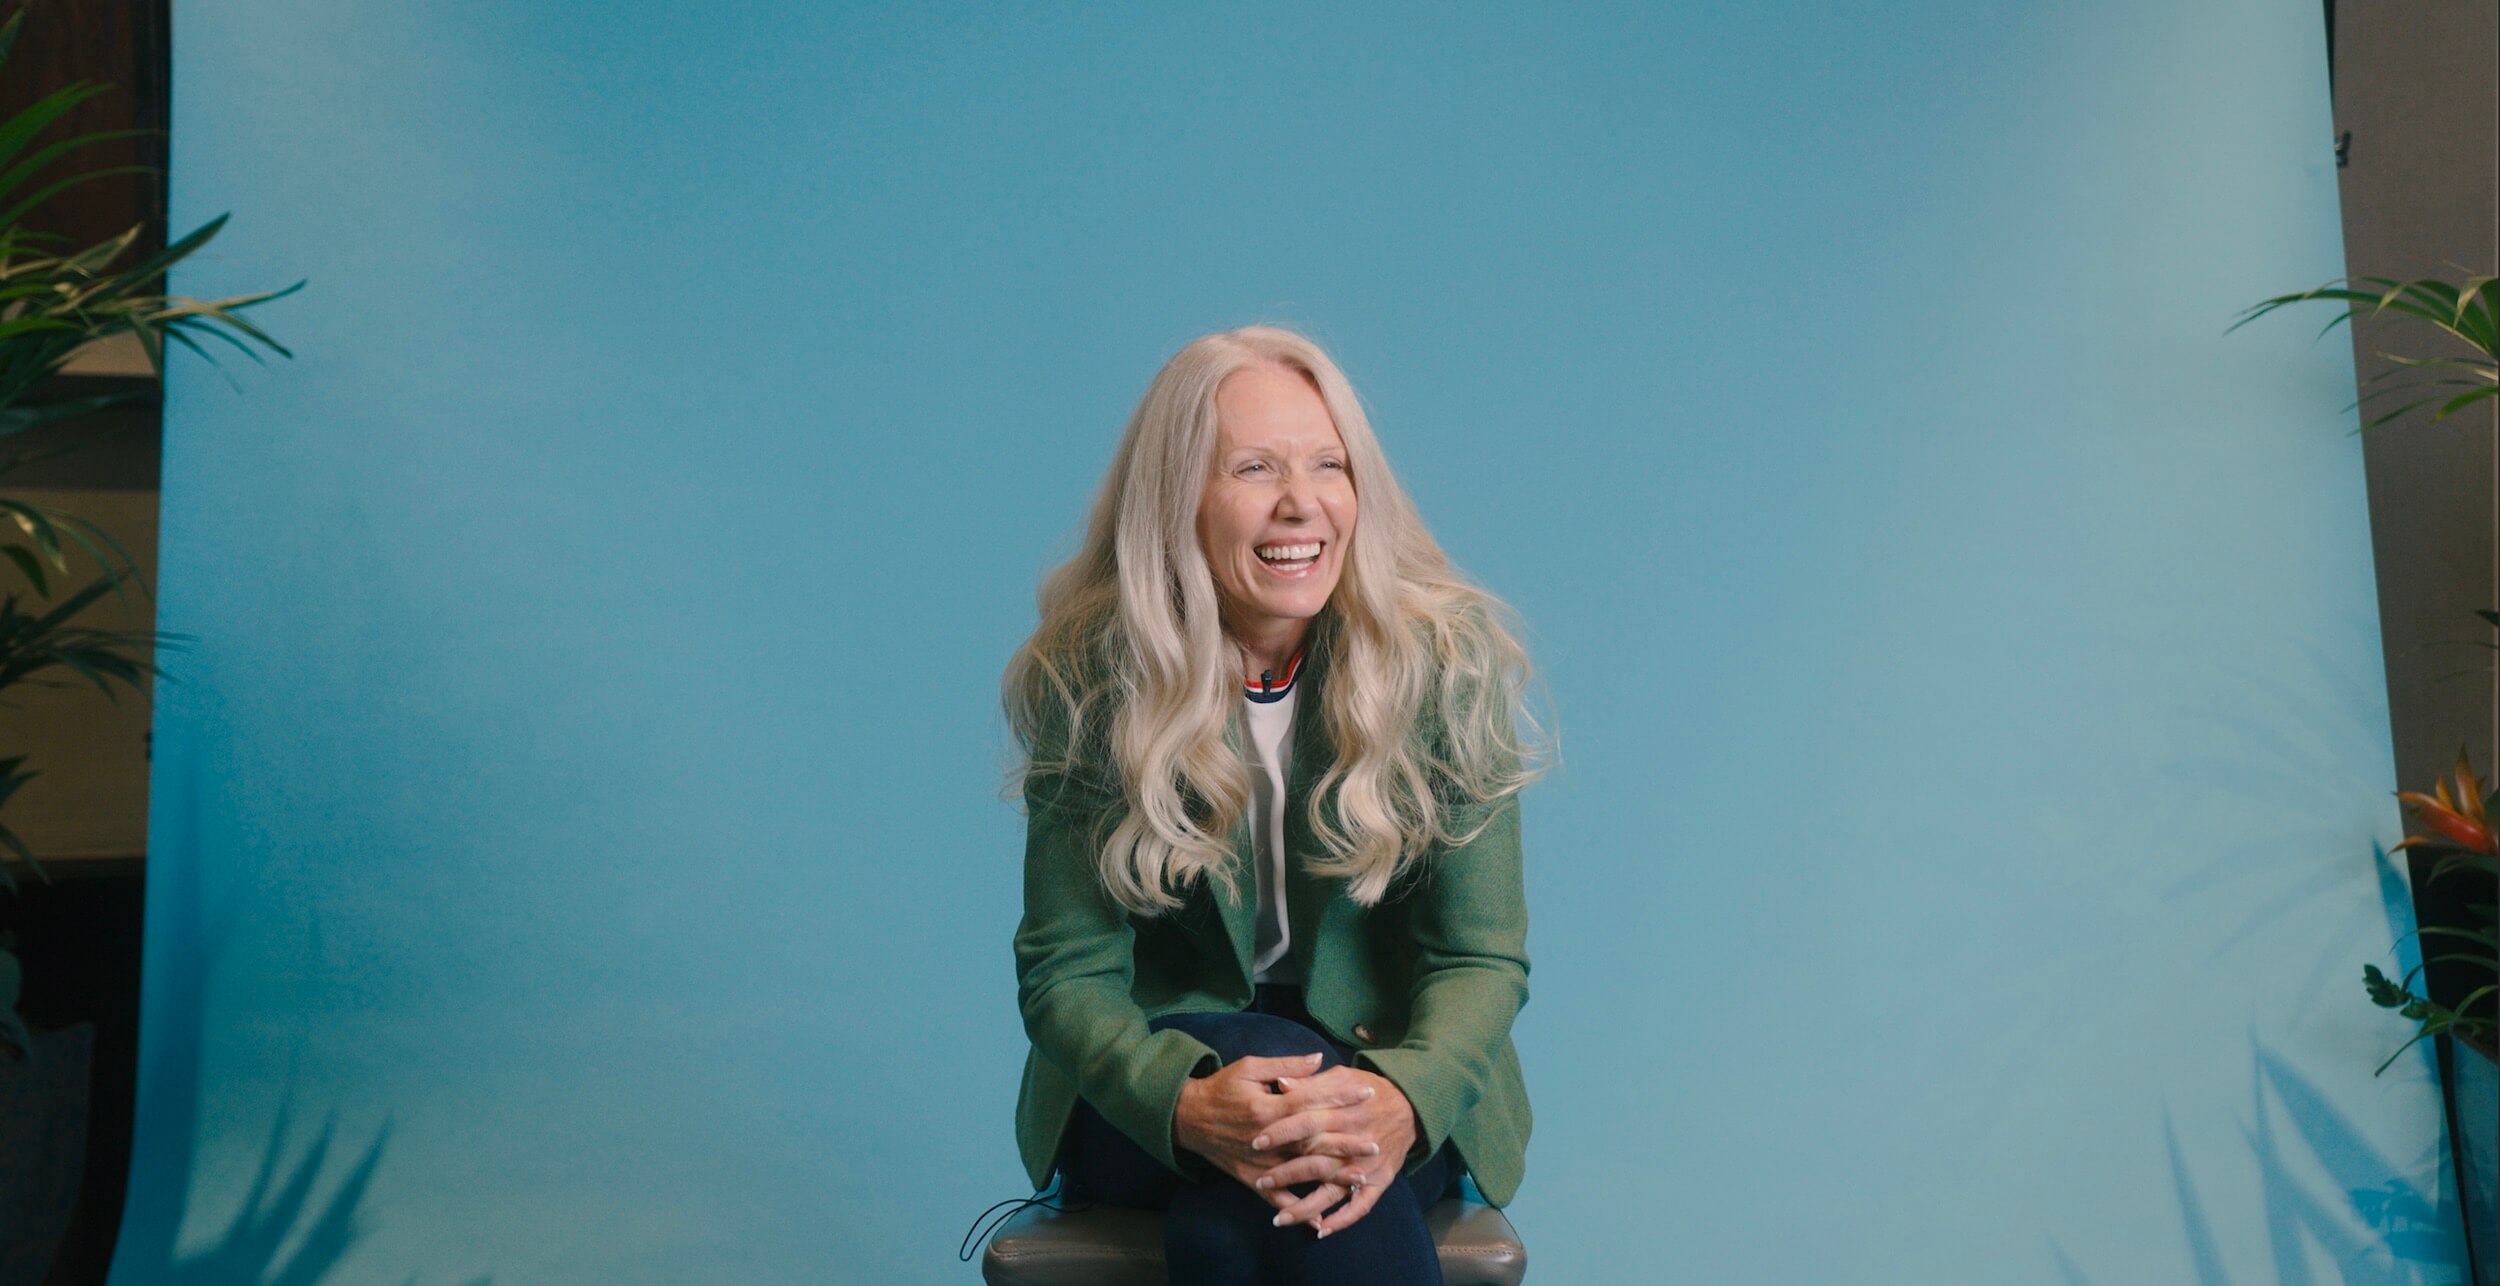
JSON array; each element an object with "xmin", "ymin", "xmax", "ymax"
[{"xmin": 1055, "ymin": 984, "xmax": 1460, "ymax": 1285}]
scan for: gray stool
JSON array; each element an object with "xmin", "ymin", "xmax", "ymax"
[{"xmin": 981, "ymin": 1195, "xmax": 1527, "ymax": 1285}]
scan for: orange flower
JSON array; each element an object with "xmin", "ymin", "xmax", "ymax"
[{"xmin": 2393, "ymin": 748, "xmax": 2498, "ymax": 857}]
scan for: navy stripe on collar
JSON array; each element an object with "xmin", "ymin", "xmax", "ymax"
[{"xmin": 1243, "ymin": 646, "xmax": 1306, "ymax": 703}]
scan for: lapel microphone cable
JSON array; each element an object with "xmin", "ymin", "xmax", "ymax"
[{"xmin": 958, "ymin": 1174, "xmax": 1096, "ymax": 1263}]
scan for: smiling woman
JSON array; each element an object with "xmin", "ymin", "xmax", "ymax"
[
  {"xmin": 999, "ymin": 324, "xmax": 1552, "ymax": 1284},
  {"xmin": 1196, "ymin": 363, "xmax": 1359, "ymax": 684}
]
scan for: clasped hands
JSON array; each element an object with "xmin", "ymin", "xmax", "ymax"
[{"xmin": 1172, "ymin": 1052, "xmax": 1418, "ymax": 1238}]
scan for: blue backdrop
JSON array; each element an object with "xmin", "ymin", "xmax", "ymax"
[{"xmin": 120, "ymin": 3, "xmax": 2468, "ymax": 1282}]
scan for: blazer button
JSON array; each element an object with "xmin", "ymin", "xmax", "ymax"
[{"xmin": 1352, "ymin": 1023, "xmax": 1375, "ymax": 1043}]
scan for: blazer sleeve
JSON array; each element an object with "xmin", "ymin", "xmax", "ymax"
[
  {"xmin": 1014, "ymin": 773, "xmax": 1222, "ymax": 1177},
  {"xmin": 1352, "ymin": 790, "xmax": 1529, "ymax": 1172}
]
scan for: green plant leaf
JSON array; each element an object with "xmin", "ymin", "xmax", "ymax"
[
  {"xmin": 0, "ymin": 201, "xmax": 296, "ymax": 413},
  {"xmin": 0, "ymin": 497, "xmax": 146, "ymax": 589},
  {"xmin": 0, "ymin": 390, "xmax": 143, "ymax": 439},
  {"xmin": 0, "ymin": 81, "xmax": 114, "ymax": 182},
  {"xmin": 2415, "ymin": 924, "xmax": 2500, "ymax": 950},
  {"xmin": 2235, "ymin": 273, "xmax": 2500, "ymax": 444},
  {"xmin": 0, "ymin": 126, "xmax": 152, "ymax": 214},
  {"xmin": 0, "ymin": 760, "xmax": 47, "ymax": 891},
  {"xmin": 0, "ymin": 162, "xmax": 154, "ymax": 237},
  {"xmin": 0, "ymin": 545, "xmax": 47, "ymax": 597},
  {"xmin": 2374, "ymin": 1027, "xmax": 2436, "ymax": 1077},
  {"xmin": 2363, "ymin": 397, "xmax": 2449, "ymax": 430},
  {"xmin": 2431, "ymin": 387, "xmax": 2498, "ymax": 420},
  {"xmin": 2428, "ymin": 850, "xmax": 2500, "ymax": 882},
  {"xmin": 2363, "ymin": 962, "xmax": 2416, "ymax": 1008}
]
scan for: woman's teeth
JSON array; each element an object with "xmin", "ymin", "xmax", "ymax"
[{"xmin": 1255, "ymin": 542, "xmax": 1321, "ymax": 574}]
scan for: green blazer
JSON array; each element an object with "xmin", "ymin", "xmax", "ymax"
[{"xmin": 1012, "ymin": 645, "xmax": 1533, "ymax": 1207}]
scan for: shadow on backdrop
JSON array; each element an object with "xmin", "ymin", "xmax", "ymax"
[
  {"xmin": 111, "ymin": 747, "xmax": 487, "ymax": 1286},
  {"xmin": 2046, "ymin": 1037, "xmax": 2457, "ymax": 1285}
]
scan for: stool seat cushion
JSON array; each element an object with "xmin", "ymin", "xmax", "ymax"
[{"xmin": 981, "ymin": 1196, "xmax": 1526, "ymax": 1286}]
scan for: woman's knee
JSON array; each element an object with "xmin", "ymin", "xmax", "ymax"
[{"xmin": 1150, "ymin": 1008, "xmax": 1346, "ymax": 1068}]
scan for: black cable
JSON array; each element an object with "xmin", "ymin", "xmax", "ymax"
[{"xmin": 956, "ymin": 1176, "xmax": 1097, "ymax": 1263}]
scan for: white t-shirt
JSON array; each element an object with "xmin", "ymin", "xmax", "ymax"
[{"xmin": 1242, "ymin": 648, "xmax": 1305, "ymax": 986}]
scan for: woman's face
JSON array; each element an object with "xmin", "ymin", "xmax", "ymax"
[{"xmin": 1196, "ymin": 363, "xmax": 1358, "ymax": 640}]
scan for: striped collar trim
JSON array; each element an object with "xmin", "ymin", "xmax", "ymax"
[{"xmin": 1243, "ymin": 646, "xmax": 1307, "ymax": 703}]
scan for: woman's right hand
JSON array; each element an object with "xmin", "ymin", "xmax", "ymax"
[{"xmin": 1172, "ymin": 1052, "xmax": 1381, "ymax": 1197}]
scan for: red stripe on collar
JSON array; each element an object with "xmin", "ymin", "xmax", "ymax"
[{"xmin": 1244, "ymin": 645, "xmax": 1307, "ymax": 700}]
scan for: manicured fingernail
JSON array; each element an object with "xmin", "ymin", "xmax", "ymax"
[
  {"xmin": 1273, "ymin": 1212, "xmax": 1290, "ymax": 1227},
  {"xmin": 1366, "ymin": 1142, "xmax": 1380, "ymax": 1155},
  {"xmin": 1305, "ymin": 1053, "xmax": 1323, "ymax": 1062},
  {"xmin": 1255, "ymin": 1177, "xmax": 1272, "ymax": 1191},
  {"xmin": 1253, "ymin": 1135, "xmax": 1270, "ymax": 1150},
  {"xmin": 1316, "ymin": 1226, "xmax": 1332, "ymax": 1240}
]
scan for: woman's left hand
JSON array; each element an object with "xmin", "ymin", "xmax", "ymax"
[{"xmin": 1248, "ymin": 1065, "xmax": 1417, "ymax": 1237}]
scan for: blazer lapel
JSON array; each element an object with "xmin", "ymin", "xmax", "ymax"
[
  {"xmin": 1216, "ymin": 720, "xmax": 1259, "ymax": 986},
  {"xmin": 1281, "ymin": 652, "xmax": 1332, "ymax": 981}
]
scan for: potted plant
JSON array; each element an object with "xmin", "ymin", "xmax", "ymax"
[
  {"xmin": 2234, "ymin": 271, "xmax": 2498, "ymax": 1282},
  {"xmin": 2364, "ymin": 751, "xmax": 2499, "ymax": 1070},
  {"xmin": 0, "ymin": 9, "xmax": 294, "ymax": 1276}
]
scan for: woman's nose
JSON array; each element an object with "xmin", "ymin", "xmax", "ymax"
[{"xmin": 1277, "ymin": 470, "xmax": 1316, "ymax": 513}]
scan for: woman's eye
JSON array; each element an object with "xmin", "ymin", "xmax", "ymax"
[{"xmin": 1320, "ymin": 459, "xmax": 1345, "ymax": 471}]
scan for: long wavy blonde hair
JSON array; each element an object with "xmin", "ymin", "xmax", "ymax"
[{"xmin": 1001, "ymin": 324, "xmax": 1553, "ymax": 915}]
